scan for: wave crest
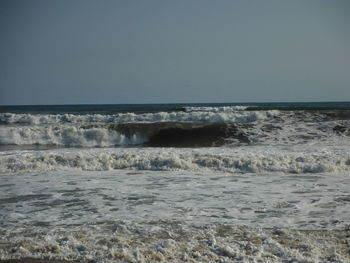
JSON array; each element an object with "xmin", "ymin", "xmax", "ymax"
[
  {"xmin": 0, "ymin": 123, "xmax": 250, "ymax": 147},
  {"xmin": 0, "ymin": 125, "xmax": 146, "ymax": 147},
  {"xmin": 0, "ymin": 110, "xmax": 278, "ymax": 124}
]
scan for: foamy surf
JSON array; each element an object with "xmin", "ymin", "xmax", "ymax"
[
  {"xmin": 1, "ymin": 118, "xmax": 349, "ymax": 148},
  {"xmin": 1, "ymin": 146, "xmax": 349, "ymax": 174},
  {"xmin": 1, "ymin": 223, "xmax": 349, "ymax": 263},
  {"xmin": 1, "ymin": 102, "xmax": 350, "ymax": 263},
  {"xmin": 1, "ymin": 170, "xmax": 349, "ymax": 262},
  {"xmin": 0, "ymin": 125, "xmax": 146, "ymax": 147},
  {"xmin": 184, "ymin": 105, "xmax": 249, "ymax": 112},
  {"xmin": 0, "ymin": 110, "xmax": 278, "ymax": 124}
]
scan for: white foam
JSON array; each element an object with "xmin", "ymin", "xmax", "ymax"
[
  {"xmin": 185, "ymin": 105, "xmax": 248, "ymax": 112},
  {"xmin": 1, "ymin": 118, "xmax": 348, "ymax": 147},
  {"xmin": 1, "ymin": 152, "xmax": 349, "ymax": 262},
  {"xmin": 1, "ymin": 117, "xmax": 349, "ymax": 148},
  {"xmin": 0, "ymin": 125, "xmax": 146, "ymax": 147},
  {"xmin": 237, "ymin": 119, "xmax": 350, "ymax": 146},
  {"xmin": 0, "ymin": 110, "xmax": 278, "ymax": 124},
  {"xmin": 1, "ymin": 168, "xmax": 349, "ymax": 262},
  {"xmin": 1, "ymin": 146, "xmax": 349, "ymax": 174},
  {"xmin": 0, "ymin": 209, "xmax": 349, "ymax": 262},
  {"xmin": 2, "ymin": 169, "xmax": 349, "ymax": 229}
]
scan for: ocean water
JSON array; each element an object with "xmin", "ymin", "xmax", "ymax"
[{"xmin": 0, "ymin": 102, "xmax": 350, "ymax": 262}]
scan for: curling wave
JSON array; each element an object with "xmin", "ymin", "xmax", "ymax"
[
  {"xmin": 1, "ymin": 119, "xmax": 350, "ymax": 148},
  {"xmin": 0, "ymin": 122, "xmax": 250, "ymax": 147}
]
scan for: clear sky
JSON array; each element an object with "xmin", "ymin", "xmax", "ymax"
[{"xmin": 1, "ymin": 0, "xmax": 350, "ymax": 105}]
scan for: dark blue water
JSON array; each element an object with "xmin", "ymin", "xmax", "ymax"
[{"xmin": 1, "ymin": 101, "xmax": 350, "ymax": 114}]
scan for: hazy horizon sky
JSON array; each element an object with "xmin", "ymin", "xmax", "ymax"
[{"xmin": 1, "ymin": 0, "xmax": 350, "ymax": 105}]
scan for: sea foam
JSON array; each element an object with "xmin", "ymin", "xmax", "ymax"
[
  {"xmin": 1, "ymin": 222, "xmax": 349, "ymax": 263},
  {"xmin": 184, "ymin": 105, "xmax": 248, "ymax": 112},
  {"xmin": 0, "ymin": 110, "xmax": 278, "ymax": 124},
  {"xmin": 0, "ymin": 125, "xmax": 146, "ymax": 147},
  {"xmin": 1, "ymin": 146, "xmax": 349, "ymax": 174}
]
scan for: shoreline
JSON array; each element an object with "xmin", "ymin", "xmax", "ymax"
[{"xmin": 1, "ymin": 227, "xmax": 350, "ymax": 263}]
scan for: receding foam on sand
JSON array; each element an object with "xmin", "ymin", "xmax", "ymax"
[{"xmin": 1, "ymin": 223, "xmax": 349, "ymax": 263}]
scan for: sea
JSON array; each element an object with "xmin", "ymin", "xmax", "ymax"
[{"xmin": 0, "ymin": 102, "xmax": 350, "ymax": 263}]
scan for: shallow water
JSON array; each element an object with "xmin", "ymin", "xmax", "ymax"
[
  {"xmin": 1, "ymin": 170, "xmax": 349, "ymax": 230},
  {"xmin": 1, "ymin": 170, "xmax": 350, "ymax": 262}
]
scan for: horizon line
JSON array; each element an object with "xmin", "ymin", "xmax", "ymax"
[{"xmin": 1, "ymin": 100, "xmax": 350, "ymax": 107}]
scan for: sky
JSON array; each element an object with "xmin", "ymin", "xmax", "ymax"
[{"xmin": 1, "ymin": 0, "xmax": 350, "ymax": 105}]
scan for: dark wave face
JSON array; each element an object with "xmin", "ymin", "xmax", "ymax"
[
  {"xmin": 146, "ymin": 123, "xmax": 249, "ymax": 147},
  {"xmin": 109, "ymin": 122, "xmax": 237, "ymax": 147},
  {"xmin": 76, "ymin": 122, "xmax": 242, "ymax": 147},
  {"xmin": 0, "ymin": 122, "xmax": 251, "ymax": 148}
]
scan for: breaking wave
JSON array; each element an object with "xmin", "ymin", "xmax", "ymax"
[
  {"xmin": 1, "ymin": 147, "xmax": 349, "ymax": 174},
  {"xmin": 0, "ymin": 123, "xmax": 245, "ymax": 147},
  {"xmin": 0, "ymin": 110, "xmax": 278, "ymax": 125},
  {"xmin": 184, "ymin": 105, "xmax": 248, "ymax": 112},
  {"xmin": 1, "ymin": 119, "xmax": 350, "ymax": 148},
  {"xmin": 0, "ymin": 125, "xmax": 146, "ymax": 147}
]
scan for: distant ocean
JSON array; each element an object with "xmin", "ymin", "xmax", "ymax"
[{"xmin": 1, "ymin": 102, "xmax": 350, "ymax": 262}]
